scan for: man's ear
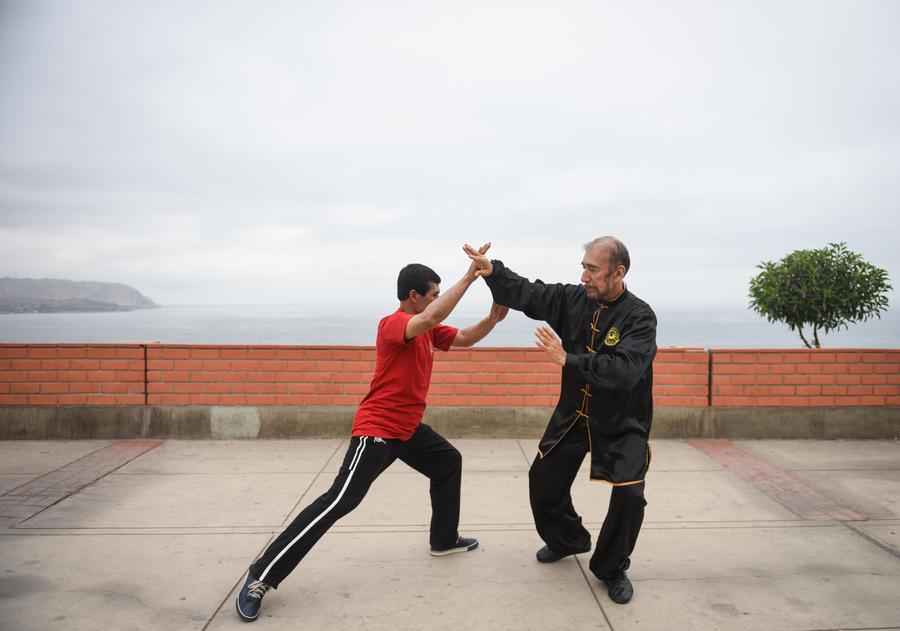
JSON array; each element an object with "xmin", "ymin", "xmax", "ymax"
[{"xmin": 408, "ymin": 289, "xmax": 418, "ymax": 300}]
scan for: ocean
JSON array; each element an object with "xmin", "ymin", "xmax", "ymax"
[{"xmin": 0, "ymin": 303, "xmax": 897, "ymax": 348}]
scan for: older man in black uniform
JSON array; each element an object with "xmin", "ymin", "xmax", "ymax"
[{"xmin": 465, "ymin": 237, "xmax": 656, "ymax": 604}]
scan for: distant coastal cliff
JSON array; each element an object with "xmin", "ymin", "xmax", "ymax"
[{"xmin": 0, "ymin": 278, "xmax": 158, "ymax": 313}]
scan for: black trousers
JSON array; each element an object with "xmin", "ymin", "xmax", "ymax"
[
  {"xmin": 529, "ymin": 420, "xmax": 646, "ymax": 580},
  {"xmin": 249, "ymin": 423, "xmax": 462, "ymax": 588}
]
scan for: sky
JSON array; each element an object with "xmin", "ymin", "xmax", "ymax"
[{"xmin": 1, "ymin": 0, "xmax": 899, "ymax": 316}]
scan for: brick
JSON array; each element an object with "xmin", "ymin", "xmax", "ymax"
[
  {"xmin": 116, "ymin": 348, "xmax": 145, "ymax": 359},
  {"xmin": 29, "ymin": 394, "xmax": 59, "ymax": 405},
  {"xmin": 808, "ymin": 396, "xmax": 835, "ymax": 406},
  {"xmin": 821, "ymin": 364, "xmax": 848, "ymax": 374},
  {"xmin": 97, "ymin": 359, "xmax": 129, "ymax": 370},
  {"xmin": 860, "ymin": 395, "xmax": 886, "ymax": 405},
  {"xmin": 40, "ymin": 383, "xmax": 69, "ymax": 394},
  {"xmin": 783, "ymin": 375, "xmax": 810, "ymax": 385},
  {"xmin": 191, "ymin": 348, "xmax": 222, "ymax": 359},
  {"xmin": 0, "ymin": 371, "xmax": 28, "ymax": 383},
  {"xmin": 70, "ymin": 383, "xmax": 100, "ymax": 394},
  {"xmin": 173, "ymin": 360, "xmax": 204, "ymax": 371},
  {"xmin": 796, "ymin": 385, "xmax": 821, "ymax": 396},
  {"xmin": 861, "ymin": 374, "xmax": 887, "ymax": 385},
  {"xmin": 783, "ymin": 353, "xmax": 811, "ymax": 363},
  {"xmin": 27, "ymin": 370, "xmax": 59, "ymax": 381},
  {"xmin": 873, "ymin": 385, "xmax": 900, "ymax": 395},
  {"xmin": 275, "ymin": 348, "xmax": 305, "ymax": 360},
  {"xmin": 57, "ymin": 394, "xmax": 90, "ymax": 405},
  {"xmin": 193, "ymin": 360, "xmax": 227, "ymax": 372},
  {"xmin": 11, "ymin": 360, "xmax": 42, "ymax": 370},
  {"xmin": 834, "ymin": 397, "xmax": 862, "ymax": 406},
  {"xmin": 172, "ymin": 382, "xmax": 203, "ymax": 394},
  {"xmin": 848, "ymin": 364, "xmax": 875, "ymax": 374},
  {"xmin": 809, "ymin": 375, "xmax": 836, "ymax": 385},
  {"xmin": 117, "ymin": 371, "xmax": 144, "ymax": 382},
  {"xmin": 770, "ymin": 385, "xmax": 795, "ymax": 395},
  {"xmin": 86, "ymin": 371, "xmax": 117, "ymax": 382},
  {"xmin": 100, "ymin": 383, "xmax": 129, "ymax": 394},
  {"xmin": 0, "ymin": 347, "xmax": 28, "ymax": 358},
  {"xmin": 57, "ymin": 347, "xmax": 90, "ymax": 359},
  {"xmin": 835, "ymin": 374, "xmax": 861, "ymax": 385},
  {"xmin": 230, "ymin": 360, "xmax": 260, "ymax": 371},
  {"xmin": 159, "ymin": 371, "xmax": 190, "ymax": 382},
  {"xmin": 29, "ymin": 347, "xmax": 59, "ymax": 359},
  {"xmin": 875, "ymin": 364, "xmax": 899, "ymax": 374},
  {"xmin": 861, "ymin": 353, "xmax": 888, "ymax": 363},
  {"xmin": 11, "ymin": 383, "xmax": 40, "ymax": 394},
  {"xmin": 152, "ymin": 348, "xmax": 187, "ymax": 360},
  {"xmin": 0, "ymin": 394, "xmax": 27, "ymax": 404},
  {"xmin": 847, "ymin": 385, "xmax": 873, "ymax": 395},
  {"xmin": 809, "ymin": 353, "xmax": 836, "ymax": 363},
  {"xmin": 822, "ymin": 385, "xmax": 848, "ymax": 395},
  {"xmin": 247, "ymin": 348, "xmax": 278, "ymax": 360},
  {"xmin": 86, "ymin": 348, "xmax": 119, "ymax": 359},
  {"xmin": 221, "ymin": 348, "xmax": 249, "ymax": 359},
  {"xmin": 769, "ymin": 364, "xmax": 797, "ymax": 374}
]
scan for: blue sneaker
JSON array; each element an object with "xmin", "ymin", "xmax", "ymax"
[
  {"xmin": 430, "ymin": 536, "xmax": 479, "ymax": 557},
  {"xmin": 235, "ymin": 573, "xmax": 271, "ymax": 622}
]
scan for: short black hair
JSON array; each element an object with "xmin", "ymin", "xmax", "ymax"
[
  {"xmin": 584, "ymin": 236, "xmax": 631, "ymax": 274},
  {"xmin": 397, "ymin": 263, "xmax": 441, "ymax": 300}
]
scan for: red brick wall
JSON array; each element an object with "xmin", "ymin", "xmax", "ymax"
[
  {"xmin": 0, "ymin": 344, "xmax": 146, "ymax": 405},
  {"xmin": 710, "ymin": 349, "xmax": 900, "ymax": 407},
  {"xmin": 1, "ymin": 344, "xmax": 898, "ymax": 408}
]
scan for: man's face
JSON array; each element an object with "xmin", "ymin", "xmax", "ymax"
[
  {"xmin": 581, "ymin": 248, "xmax": 621, "ymax": 301},
  {"xmin": 411, "ymin": 282, "xmax": 440, "ymax": 313}
]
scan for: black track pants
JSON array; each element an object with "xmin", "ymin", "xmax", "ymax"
[
  {"xmin": 528, "ymin": 421, "xmax": 647, "ymax": 580},
  {"xmin": 249, "ymin": 423, "xmax": 462, "ymax": 588}
]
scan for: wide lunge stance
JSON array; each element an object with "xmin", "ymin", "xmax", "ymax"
[{"xmin": 237, "ymin": 244, "xmax": 506, "ymax": 621}]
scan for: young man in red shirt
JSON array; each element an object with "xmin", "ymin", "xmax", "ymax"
[{"xmin": 237, "ymin": 244, "xmax": 506, "ymax": 622}]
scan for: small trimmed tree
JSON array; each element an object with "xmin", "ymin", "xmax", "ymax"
[{"xmin": 749, "ymin": 243, "xmax": 891, "ymax": 348}]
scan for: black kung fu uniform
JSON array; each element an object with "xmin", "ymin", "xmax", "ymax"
[{"xmin": 484, "ymin": 259, "xmax": 657, "ymax": 579}]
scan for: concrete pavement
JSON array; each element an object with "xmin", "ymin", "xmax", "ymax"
[{"xmin": 1, "ymin": 438, "xmax": 899, "ymax": 630}]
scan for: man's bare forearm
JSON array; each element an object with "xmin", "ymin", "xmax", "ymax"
[
  {"xmin": 419, "ymin": 273, "xmax": 477, "ymax": 327},
  {"xmin": 457, "ymin": 315, "xmax": 500, "ymax": 347}
]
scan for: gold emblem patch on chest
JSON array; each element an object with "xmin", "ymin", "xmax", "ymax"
[{"xmin": 603, "ymin": 327, "xmax": 621, "ymax": 346}]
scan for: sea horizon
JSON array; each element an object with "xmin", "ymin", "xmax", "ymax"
[{"xmin": 0, "ymin": 303, "xmax": 897, "ymax": 349}]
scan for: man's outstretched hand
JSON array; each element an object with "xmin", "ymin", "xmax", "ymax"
[
  {"xmin": 464, "ymin": 243, "xmax": 493, "ymax": 278},
  {"xmin": 535, "ymin": 325, "xmax": 566, "ymax": 366}
]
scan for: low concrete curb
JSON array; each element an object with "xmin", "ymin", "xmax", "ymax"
[{"xmin": 1, "ymin": 405, "xmax": 898, "ymax": 439}]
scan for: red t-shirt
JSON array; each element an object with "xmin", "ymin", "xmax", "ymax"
[{"xmin": 352, "ymin": 309, "xmax": 458, "ymax": 440}]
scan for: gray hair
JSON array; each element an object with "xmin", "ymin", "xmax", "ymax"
[{"xmin": 583, "ymin": 236, "xmax": 630, "ymax": 274}]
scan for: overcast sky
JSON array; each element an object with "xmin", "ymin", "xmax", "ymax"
[{"xmin": 1, "ymin": 0, "xmax": 898, "ymax": 315}]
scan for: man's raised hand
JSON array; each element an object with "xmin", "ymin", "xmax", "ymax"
[{"xmin": 464, "ymin": 242, "xmax": 493, "ymax": 278}]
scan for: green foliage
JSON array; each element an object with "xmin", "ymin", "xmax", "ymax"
[{"xmin": 749, "ymin": 243, "xmax": 891, "ymax": 348}]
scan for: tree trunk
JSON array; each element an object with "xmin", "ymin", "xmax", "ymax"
[{"xmin": 798, "ymin": 327, "xmax": 812, "ymax": 349}]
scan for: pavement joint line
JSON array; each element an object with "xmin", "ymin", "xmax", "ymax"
[
  {"xmin": 2, "ymin": 439, "xmax": 165, "ymax": 528},
  {"xmin": 516, "ymin": 439, "xmax": 534, "ymax": 467},
  {"xmin": 201, "ymin": 437, "xmax": 349, "ymax": 630},
  {"xmin": 574, "ymin": 554, "xmax": 614, "ymax": 631},
  {"xmin": 842, "ymin": 521, "xmax": 900, "ymax": 560},
  {"xmin": 687, "ymin": 439, "xmax": 868, "ymax": 522}
]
